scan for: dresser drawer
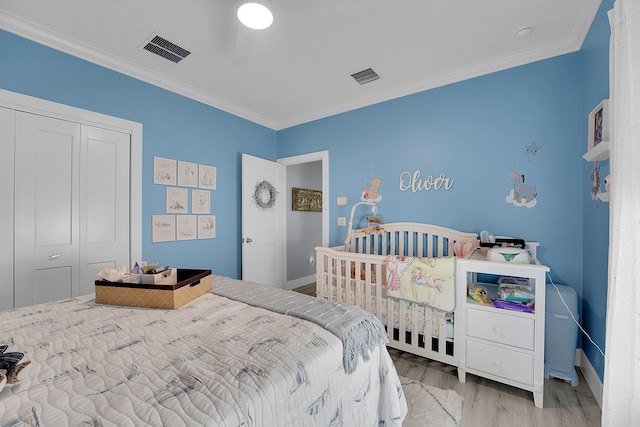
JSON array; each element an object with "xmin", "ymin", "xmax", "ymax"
[
  {"xmin": 466, "ymin": 308, "xmax": 535, "ymax": 350},
  {"xmin": 466, "ymin": 339, "xmax": 534, "ymax": 386}
]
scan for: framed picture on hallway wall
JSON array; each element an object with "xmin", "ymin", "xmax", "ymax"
[{"xmin": 292, "ymin": 187, "xmax": 322, "ymax": 212}]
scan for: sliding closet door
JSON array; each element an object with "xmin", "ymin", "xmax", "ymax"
[
  {"xmin": 14, "ymin": 112, "xmax": 81, "ymax": 307},
  {"xmin": 79, "ymin": 126, "xmax": 130, "ymax": 295}
]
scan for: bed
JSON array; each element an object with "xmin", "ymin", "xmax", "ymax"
[
  {"xmin": 315, "ymin": 222, "xmax": 479, "ymax": 366},
  {"xmin": 0, "ymin": 275, "xmax": 407, "ymax": 426}
]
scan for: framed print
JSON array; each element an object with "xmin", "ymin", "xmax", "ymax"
[
  {"xmin": 588, "ymin": 99, "xmax": 609, "ymax": 151},
  {"xmin": 199, "ymin": 164, "xmax": 217, "ymax": 189},
  {"xmin": 192, "ymin": 189, "xmax": 210, "ymax": 214},
  {"xmin": 166, "ymin": 187, "xmax": 188, "ymax": 213},
  {"xmin": 152, "ymin": 215, "xmax": 175, "ymax": 242},
  {"xmin": 176, "ymin": 215, "xmax": 197, "ymax": 240},
  {"xmin": 198, "ymin": 215, "xmax": 216, "ymax": 239},
  {"xmin": 153, "ymin": 157, "xmax": 176, "ymax": 185},
  {"xmin": 178, "ymin": 160, "xmax": 198, "ymax": 187},
  {"xmin": 292, "ymin": 187, "xmax": 322, "ymax": 212}
]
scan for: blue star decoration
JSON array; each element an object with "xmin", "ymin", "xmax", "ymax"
[{"xmin": 525, "ymin": 143, "xmax": 541, "ymax": 156}]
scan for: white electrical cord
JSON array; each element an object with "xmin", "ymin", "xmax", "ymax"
[{"xmin": 547, "ymin": 272, "xmax": 605, "ymax": 358}]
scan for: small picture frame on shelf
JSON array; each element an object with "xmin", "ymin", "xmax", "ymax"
[{"xmin": 588, "ymin": 99, "xmax": 609, "ymax": 152}]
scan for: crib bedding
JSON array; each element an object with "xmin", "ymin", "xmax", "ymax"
[
  {"xmin": 316, "ymin": 222, "xmax": 479, "ymax": 366},
  {"xmin": 0, "ymin": 276, "xmax": 407, "ymax": 426},
  {"xmin": 320, "ymin": 278, "xmax": 455, "ymax": 340}
]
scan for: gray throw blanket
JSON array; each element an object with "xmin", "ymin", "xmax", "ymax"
[{"xmin": 212, "ymin": 276, "xmax": 388, "ymax": 374}]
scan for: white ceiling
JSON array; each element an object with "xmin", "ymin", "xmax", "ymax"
[{"xmin": 0, "ymin": 0, "xmax": 601, "ymax": 130}]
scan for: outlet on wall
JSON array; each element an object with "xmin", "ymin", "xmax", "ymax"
[{"xmin": 338, "ymin": 217, "xmax": 346, "ymax": 226}]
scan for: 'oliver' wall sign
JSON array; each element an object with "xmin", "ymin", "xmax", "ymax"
[{"xmin": 399, "ymin": 170, "xmax": 454, "ymax": 193}]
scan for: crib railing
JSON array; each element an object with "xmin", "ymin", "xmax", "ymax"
[
  {"xmin": 317, "ymin": 222, "xmax": 478, "ymax": 365},
  {"xmin": 346, "ymin": 222, "xmax": 478, "ymax": 257}
]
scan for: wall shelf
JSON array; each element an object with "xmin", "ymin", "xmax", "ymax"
[{"xmin": 583, "ymin": 140, "xmax": 610, "ymax": 162}]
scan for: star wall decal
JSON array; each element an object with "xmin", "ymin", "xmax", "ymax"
[{"xmin": 525, "ymin": 143, "xmax": 541, "ymax": 156}]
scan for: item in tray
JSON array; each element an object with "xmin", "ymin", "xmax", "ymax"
[
  {"xmin": 497, "ymin": 276, "xmax": 531, "ymax": 288},
  {"xmin": 491, "ymin": 298, "xmax": 534, "ymax": 313},
  {"xmin": 497, "ymin": 277, "xmax": 534, "ymax": 303},
  {"xmin": 468, "ymin": 286, "xmax": 490, "ymax": 304},
  {"xmin": 141, "ymin": 263, "xmax": 170, "ymax": 274},
  {"xmin": 498, "ymin": 287, "xmax": 534, "ymax": 303}
]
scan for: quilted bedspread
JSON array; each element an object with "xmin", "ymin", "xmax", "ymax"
[{"xmin": 0, "ymin": 276, "xmax": 407, "ymax": 426}]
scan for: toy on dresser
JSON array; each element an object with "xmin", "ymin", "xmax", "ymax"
[{"xmin": 0, "ymin": 345, "xmax": 31, "ymax": 393}]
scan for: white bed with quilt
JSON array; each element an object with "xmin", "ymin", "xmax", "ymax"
[
  {"xmin": 0, "ymin": 276, "xmax": 407, "ymax": 426},
  {"xmin": 315, "ymin": 222, "xmax": 478, "ymax": 366}
]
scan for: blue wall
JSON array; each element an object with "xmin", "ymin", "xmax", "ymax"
[
  {"xmin": 580, "ymin": 0, "xmax": 613, "ymax": 381},
  {"xmin": 279, "ymin": 54, "xmax": 584, "ymax": 293},
  {"xmin": 278, "ymin": 1, "xmax": 613, "ymax": 381},
  {"xmin": 1, "ymin": 1, "xmax": 612, "ymax": 381},
  {"xmin": 0, "ymin": 30, "xmax": 277, "ymax": 279}
]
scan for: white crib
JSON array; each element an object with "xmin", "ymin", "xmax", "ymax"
[{"xmin": 315, "ymin": 222, "xmax": 478, "ymax": 365}]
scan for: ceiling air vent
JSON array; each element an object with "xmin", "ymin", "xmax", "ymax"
[
  {"xmin": 351, "ymin": 68, "xmax": 379, "ymax": 85},
  {"xmin": 143, "ymin": 35, "xmax": 191, "ymax": 63}
]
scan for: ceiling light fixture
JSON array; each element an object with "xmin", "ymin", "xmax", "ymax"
[
  {"xmin": 515, "ymin": 27, "xmax": 534, "ymax": 40},
  {"xmin": 237, "ymin": 1, "xmax": 273, "ymax": 30}
]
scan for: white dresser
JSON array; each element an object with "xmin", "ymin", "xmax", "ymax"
[{"xmin": 455, "ymin": 248, "xmax": 549, "ymax": 408}]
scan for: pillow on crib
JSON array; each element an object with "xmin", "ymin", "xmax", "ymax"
[{"xmin": 386, "ymin": 255, "xmax": 456, "ymax": 312}]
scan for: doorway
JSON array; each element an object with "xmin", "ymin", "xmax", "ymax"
[{"xmin": 278, "ymin": 151, "xmax": 329, "ymax": 290}]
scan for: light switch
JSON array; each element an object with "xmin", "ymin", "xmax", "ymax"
[
  {"xmin": 338, "ymin": 217, "xmax": 346, "ymax": 226},
  {"xmin": 337, "ymin": 196, "xmax": 347, "ymax": 206}
]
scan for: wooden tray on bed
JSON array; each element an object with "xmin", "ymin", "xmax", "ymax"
[{"xmin": 95, "ymin": 268, "xmax": 212, "ymax": 309}]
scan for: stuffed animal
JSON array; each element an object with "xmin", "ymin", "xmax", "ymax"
[
  {"xmin": 468, "ymin": 286, "xmax": 490, "ymax": 304},
  {"xmin": 0, "ymin": 345, "xmax": 31, "ymax": 392}
]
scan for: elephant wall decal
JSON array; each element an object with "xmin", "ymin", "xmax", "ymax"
[{"xmin": 509, "ymin": 171, "xmax": 538, "ymax": 203}]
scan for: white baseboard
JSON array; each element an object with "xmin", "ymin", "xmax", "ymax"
[
  {"xmin": 285, "ymin": 274, "xmax": 315, "ymax": 290},
  {"xmin": 575, "ymin": 348, "xmax": 603, "ymax": 408}
]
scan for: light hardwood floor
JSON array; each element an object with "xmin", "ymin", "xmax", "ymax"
[
  {"xmin": 293, "ymin": 284, "xmax": 602, "ymax": 427},
  {"xmin": 389, "ymin": 348, "xmax": 601, "ymax": 427}
]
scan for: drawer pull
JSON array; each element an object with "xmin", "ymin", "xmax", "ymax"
[
  {"xmin": 493, "ymin": 326, "xmax": 501, "ymax": 332},
  {"xmin": 493, "ymin": 360, "xmax": 501, "ymax": 366}
]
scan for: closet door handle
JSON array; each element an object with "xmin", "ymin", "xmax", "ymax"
[
  {"xmin": 49, "ymin": 254, "xmax": 61, "ymax": 261},
  {"xmin": 245, "ymin": 238, "xmax": 253, "ymax": 243}
]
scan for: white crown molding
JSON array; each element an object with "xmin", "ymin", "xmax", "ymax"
[
  {"xmin": 1, "ymin": 0, "xmax": 600, "ymax": 131},
  {"xmin": 0, "ymin": 12, "xmax": 279, "ymax": 130},
  {"xmin": 277, "ymin": 37, "xmax": 584, "ymax": 130}
]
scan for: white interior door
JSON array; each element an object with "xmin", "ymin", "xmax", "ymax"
[
  {"xmin": 14, "ymin": 112, "xmax": 81, "ymax": 307},
  {"xmin": 14, "ymin": 113, "xmax": 132, "ymax": 307},
  {"xmin": 79, "ymin": 126, "xmax": 131, "ymax": 295},
  {"xmin": 242, "ymin": 153, "xmax": 284, "ymax": 287}
]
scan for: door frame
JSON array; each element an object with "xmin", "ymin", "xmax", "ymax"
[
  {"xmin": 0, "ymin": 88, "xmax": 143, "ymax": 271},
  {"xmin": 277, "ymin": 150, "xmax": 329, "ymax": 288}
]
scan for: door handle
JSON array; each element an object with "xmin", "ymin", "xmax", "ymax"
[
  {"xmin": 245, "ymin": 238, "xmax": 253, "ymax": 243},
  {"xmin": 49, "ymin": 254, "xmax": 61, "ymax": 261}
]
